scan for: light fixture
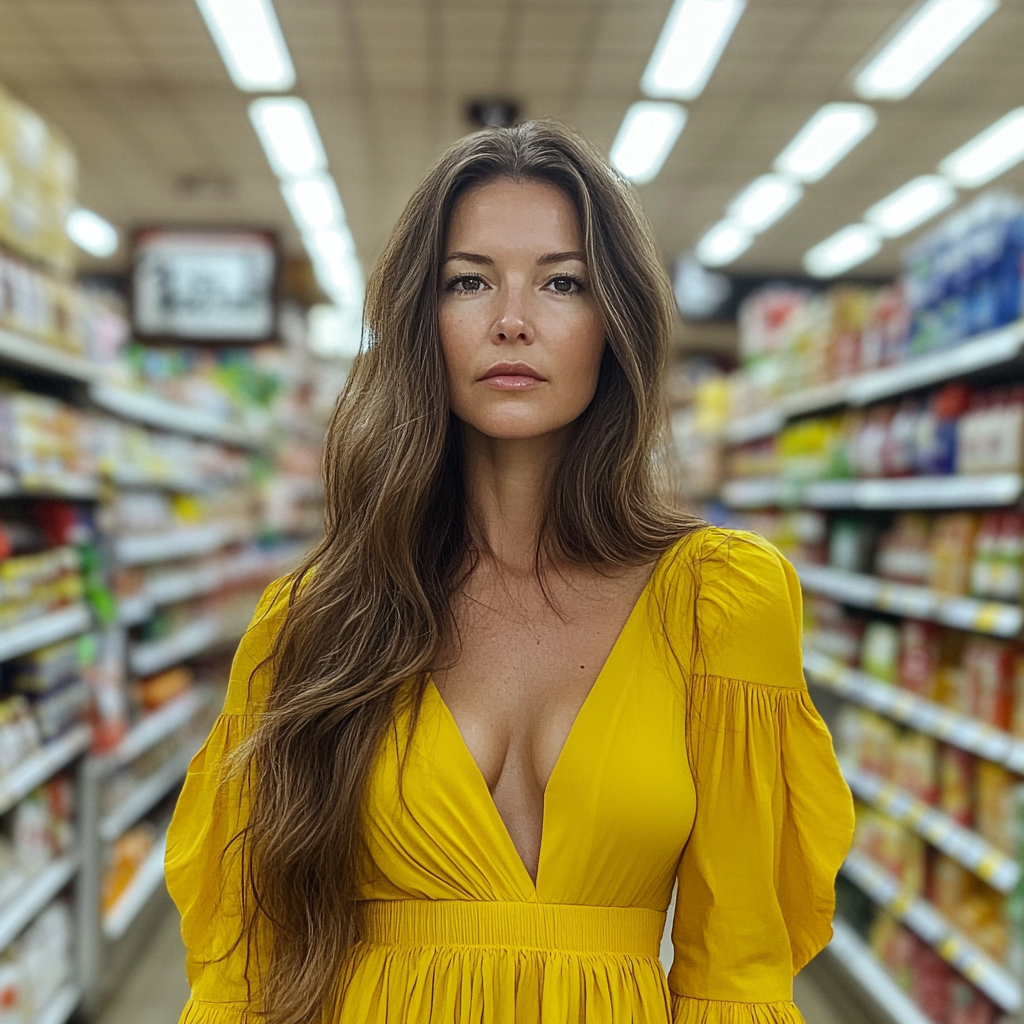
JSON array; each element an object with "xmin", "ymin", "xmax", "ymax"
[
  {"xmin": 195, "ymin": 0, "xmax": 295, "ymax": 92},
  {"xmin": 695, "ymin": 220, "xmax": 752, "ymax": 267},
  {"xmin": 853, "ymin": 0, "xmax": 998, "ymax": 101},
  {"xmin": 609, "ymin": 102, "xmax": 687, "ymax": 184},
  {"xmin": 773, "ymin": 104, "xmax": 878, "ymax": 183},
  {"xmin": 249, "ymin": 98, "xmax": 326, "ymax": 179},
  {"xmin": 307, "ymin": 227, "xmax": 364, "ymax": 307},
  {"xmin": 66, "ymin": 208, "xmax": 119, "ymax": 258},
  {"xmin": 641, "ymin": 0, "xmax": 746, "ymax": 100},
  {"xmin": 939, "ymin": 107, "xmax": 1024, "ymax": 187},
  {"xmin": 865, "ymin": 175, "xmax": 957, "ymax": 237},
  {"xmin": 726, "ymin": 174, "xmax": 803, "ymax": 233},
  {"xmin": 804, "ymin": 224, "xmax": 882, "ymax": 278},
  {"xmin": 282, "ymin": 175, "xmax": 345, "ymax": 232}
]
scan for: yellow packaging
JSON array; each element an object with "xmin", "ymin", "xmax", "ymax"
[
  {"xmin": 975, "ymin": 760, "xmax": 1017, "ymax": 854},
  {"xmin": 929, "ymin": 513, "xmax": 980, "ymax": 595}
]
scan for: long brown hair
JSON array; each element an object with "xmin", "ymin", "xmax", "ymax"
[{"xmin": 235, "ymin": 119, "xmax": 704, "ymax": 1023}]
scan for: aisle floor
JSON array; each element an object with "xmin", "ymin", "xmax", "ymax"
[{"xmin": 97, "ymin": 904, "xmax": 859, "ymax": 1024}]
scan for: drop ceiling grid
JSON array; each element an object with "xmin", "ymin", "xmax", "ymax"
[{"xmin": 0, "ymin": 0, "xmax": 1019, "ymax": 279}]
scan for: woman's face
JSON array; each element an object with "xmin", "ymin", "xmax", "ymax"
[{"xmin": 439, "ymin": 177, "xmax": 606, "ymax": 442}]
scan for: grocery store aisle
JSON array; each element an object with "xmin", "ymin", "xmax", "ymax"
[
  {"xmin": 100, "ymin": 906, "xmax": 858, "ymax": 1024},
  {"xmin": 95, "ymin": 908, "xmax": 189, "ymax": 1024}
]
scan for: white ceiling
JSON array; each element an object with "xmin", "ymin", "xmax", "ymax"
[{"xmin": 1, "ymin": 0, "xmax": 1023, "ymax": 282}]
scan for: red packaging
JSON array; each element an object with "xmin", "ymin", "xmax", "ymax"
[
  {"xmin": 938, "ymin": 745, "xmax": 975, "ymax": 827},
  {"xmin": 965, "ymin": 638, "xmax": 1014, "ymax": 729},
  {"xmin": 898, "ymin": 619, "xmax": 942, "ymax": 699},
  {"xmin": 948, "ymin": 979, "xmax": 999, "ymax": 1024},
  {"xmin": 910, "ymin": 939, "xmax": 952, "ymax": 1022}
]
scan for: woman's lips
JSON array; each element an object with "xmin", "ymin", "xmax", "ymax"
[{"xmin": 480, "ymin": 375, "xmax": 545, "ymax": 389}]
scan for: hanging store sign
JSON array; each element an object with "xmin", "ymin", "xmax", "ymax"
[{"xmin": 131, "ymin": 228, "xmax": 279, "ymax": 343}]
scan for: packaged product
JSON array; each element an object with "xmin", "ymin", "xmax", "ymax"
[
  {"xmin": 909, "ymin": 939, "xmax": 952, "ymax": 1022},
  {"xmin": 937, "ymin": 745, "xmax": 974, "ymax": 827},
  {"xmin": 897, "ymin": 619, "xmax": 941, "ymax": 699},
  {"xmin": 861, "ymin": 620, "xmax": 902, "ymax": 683},
  {"xmin": 936, "ymin": 630, "xmax": 970, "ymax": 713},
  {"xmin": 930, "ymin": 853, "xmax": 974, "ymax": 918},
  {"xmin": 975, "ymin": 760, "xmax": 1016, "ymax": 854},
  {"xmin": 892, "ymin": 731, "xmax": 937, "ymax": 804},
  {"xmin": 870, "ymin": 913, "xmax": 915, "ymax": 990},
  {"xmin": 133, "ymin": 666, "xmax": 192, "ymax": 711},
  {"xmin": 875, "ymin": 513, "xmax": 933, "ymax": 584},
  {"xmin": 964, "ymin": 638, "xmax": 1014, "ymax": 729},
  {"xmin": 929, "ymin": 513, "xmax": 980, "ymax": 595},
  {"xmin": 948, "ymin": 983, "xmax": 999, "ymax": 1024},
  {"xmin": 828, "ymin": 517, "xmax": 878, "ymax": 573}
]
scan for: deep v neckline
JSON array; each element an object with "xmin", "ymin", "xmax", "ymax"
[{"xmin": 426, "ymin": 561, "xmax": 660, "ymax": 892}]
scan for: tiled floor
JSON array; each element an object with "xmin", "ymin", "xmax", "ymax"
[{"xmin": 97, "ymin": 907, "xmax": 858, "ymax": 1024}]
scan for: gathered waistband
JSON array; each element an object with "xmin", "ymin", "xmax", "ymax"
[{"xmin": 359, "ymin": 899, "xmax": 666, "ymax": 958}]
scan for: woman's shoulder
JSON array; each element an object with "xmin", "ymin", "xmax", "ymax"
[
  {"xmin": 222, "ymin": 573, "xmax": 297, "ymax": 716},
  {"xmin": 653, "ymin": 526, "xmax": 805, "ymax": 689}
]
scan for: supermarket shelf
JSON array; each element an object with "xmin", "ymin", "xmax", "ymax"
[
  {"xmin": 89, "ymin": 382, "xmax": 266, "ymax": 450},
  {"xmin": 842, "ymin": 762, "xmax": 1020, "ymax": 892},
  {"xmin": 841, "ymin": 849, "xmax": 1020, "ymax": 1011},
  {"xmin": 804, "ymin": 648, "xmax": 1024, "ymax": 774},
  {"xmin": 101, "ymin": 688, "xmax": 207, "ymax": 770},
  {"xmin": 722, "ymin": 474, "xmax": 1024, "ymax": 510},
  {"xmin": 722, "ymin": 322, "xmax": 1024, "ymax": 446},
  {"xmin": 0, "ymin": 328, "xmax": 99, "ymax": 383},
  {"xmin": 795, "ymin": 562, "xmax": 1023, "ymax": 638},
  {"xmin": 115, "ymin": 523, "xmax": 233, "ymax": 566},
  {"xmin": 99, "ymin": 748, "xmax": 194, "ymax": 843},
  {"xmin": 0, "ymin": 472, "xmax": 101, "ymax": 501},
  {"xmin": 826, "ymin": 918, "xmax": 937, "ymax": 1024},
  {"xmin": 0, "ymin": 856, "xmax": 78, "ymax": 954},
  {"xmin": 103, "ymin": 830, "xmax": 167, "ymax": 941},
  {"xmin": 0, "ymin": 605, "xmax": 92, "ymax": 664},
  {"xmin": 107, "ymin": 467, "xmax": 207, "ymax": 492},
  {"xmin": 33, "ymin": 983, "xmax": 79, "ymax": 1024},
  {"xmin": 129, "ymin": 619, "xmax": 220, "ymax": 677},
  {"xmin": 0, "ymin": 725, "xmax": 91, "ymax": 817}
]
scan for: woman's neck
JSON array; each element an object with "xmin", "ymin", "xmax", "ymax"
[{"xmin": 461, "ymin": 424, "xmax": 569, "ymax": 576}]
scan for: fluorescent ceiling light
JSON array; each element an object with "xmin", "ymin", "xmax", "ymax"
[
  {"xmin": 774, "ymin": 104, "xmax": 877, "ymax": 183},
  {"xmin": 307, "ymin": 303, "xmax": 363, "ymax": 360},
  {"xmin": 804, "ymin": 224, "xmax": 882, "ymax": 278},
  {"xmin": 282, "ymin": 175, "xmax": 345, "ymax": 232},
  {"xmin": 195, "ymin": 0, "xmax": 295, "ymax": 91},
  {"xmin": 726, "ymin": 174, "xmax": 803, "ymax": 233},
  {"xmin": 865, "ymin": 175, "xmax": 957, "ymax": 236},
  {"xmin": 249, "ymin": 98, "xmax": 326, "ymax": 179},
  {"xmin": 853, "ymin": 0, "xmax": 998, "ymax": 101},
  {"xmin": 610, "ymin": 102, "xmax": 687, "ymax": 184},
  {"xmin": 66, "ymin": 208, "xmax": 118, "ymax": 257},
  {"xmin": 307, "ymin": 227, "xmax": 364, "ymax": 307},
  {"xmin": 939, "ymin": 107, "xmax": 1024, "ymax": 187},
  {"xmin": 642, "ymin": 0, "xmax": 746, "ymax": 100},
  {"xmin": 695, "ymin": 220, "xmax": 752, "ymax": 267}
]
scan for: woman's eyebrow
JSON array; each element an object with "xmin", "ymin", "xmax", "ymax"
[
  {"xmin": 537, "ymin": 250, "xmax": 587, "ymax": 265},
  {"xmin": 444, "ymin": 251, "xmax": 493, "ymax": 265}
]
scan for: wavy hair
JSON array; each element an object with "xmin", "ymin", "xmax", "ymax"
[{"xmin": 233, "ymin": 119, "xmax": 704, "ymax": 1023}]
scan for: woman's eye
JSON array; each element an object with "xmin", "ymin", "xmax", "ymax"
[
  {"xmin": 449, "ymin": 275, "xmax": 485, "ymax": 293},
  {"xmin": 549, "ymin": 275, "xmax": 582, "ymax": 294}
]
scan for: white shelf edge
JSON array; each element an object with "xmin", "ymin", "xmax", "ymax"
[
  {"xmin": 99, "ymin": 749, "xmax": 193, "ymax": 844},
  {"xmin": 32, "ymin": 983, "xmax": 79, "ymax": 1024},
  {"xmin": 804, "ymin": 647, "xmax": 1024, "ymax": 774},
  {"xmin": 0, "ymin": 328, "xmax": 99, "ymax": 383},
  {"xmin": 0, "ymin": 725, "xmax": 91, "ymax": 817},
  {"xmin": 841, "ymin": 850, "xmax": 1021, "ymax": 1011},
  {"xmin": 129, "ymin": 619, "xmax": 220, "ymax": 677},
  {"xmin": 90, "ymin": 382, "xmax": 266, "ymax": 450},
  {"xmin": 100, "ymin": 689, "xmax": 206, "ymax": 769},
  {"xmin": 0, "ymin": 475, "xmax": 101, "ymax": 501},
  {"xmin": 795, "ymin": 563, "xmax": 1023, "ymax": 638},
  {"xmin": 115, "ymin": 524, "xmax": 233, "ymax": 567},
  {"xmin": 0, "ymin": 856, "xmax": 78, "ymax": 953},
  {"xmin": 843, "ymin": 763, "xmax": 1020, "ymax": 892},
  {"xmin": 722, "ymin": 321, "xmax": 1024, "ymax": 444},
  {"xmin": 102, "ymin": 831, "xmax": 168, "ymax": 941},
  {"xmin": 0, "ymin": 605, "xmax": 92, "ymax": 664},
  {"xmin": 827, "ymin": 918, "xmax": 938, "ymax": 1024}
]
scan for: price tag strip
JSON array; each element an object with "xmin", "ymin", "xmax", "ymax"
[
  {"xmin": 843, "ymin": 765, "xmax": 1020, "ymax": 893},
  {"xmin": 795, "ymin": 565, "xmax": 1022, "ymax": 640},
  {"xmin": 805, "ymin": 649, "xmax": 1024, "ymax": 778},
  {"xmin": 841, "ymin": 851, "xmax": 1022, "ymax": 1012}
]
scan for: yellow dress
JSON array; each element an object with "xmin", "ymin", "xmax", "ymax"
[{"xmin": 167, "ymin": 528, "xmax": 854, "ymax": 1024}]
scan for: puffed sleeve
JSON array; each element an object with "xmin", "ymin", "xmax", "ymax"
[
  {"xmin": 164, "ymin": 576, "xmax": 294, "ymax": 1024},
  {"xmin": 668, "ymin": 531, "xmax": 854, "ymax": 1023}
]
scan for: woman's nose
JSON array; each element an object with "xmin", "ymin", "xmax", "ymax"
[{"xmin": 494, "ymin": 305, "xmax": 530, "ymax": 343}]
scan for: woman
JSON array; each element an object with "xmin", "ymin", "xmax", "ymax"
[{"xmin": 167, "ymin": 120, "xmax": 854, "ymax": 1024}]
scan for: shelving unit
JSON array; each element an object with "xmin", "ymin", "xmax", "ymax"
[
  {"xmin": 0, "ymin": 328, "xmax": 98, "ymax": 383},
  {"xmin": 795, "ymin": 563, "xmax": 1023, "ymax": 638},
  {"xmin": 98, "ymin": 750, "xmax": 195, "ymax": 844},
  {"xmin": 0, "ymin": 606, "xmax": 93, "ymax": 663},
  {"xmin": 825, "ymin": 918, "xmax": 938, "ymax": 1024},
  {"xmin": 33, "ymin": 984, "xmax": 80, "ymax": 1024},
  {"xmin": 128, "ymin": 619, "xmax": 221, "ymax": 677},
  {"xmin": 842, "ymin": 763, "xmax": 1019, "ymax": 892},
  {"xmin": 0, "ymin": 726, "xmax": 91, "ymax": 816},
  {"xmin": 102, "ymin": 831, "xmax": 168, "ymax": 942},
  {"xmin": 0, "ymin": 857, "xmax": 79, "ymax": 953},
  {"xmin": 840, "ymin": 850, "xmax": 1021, "ymax": 1011},
  {"xmin": 114, "ymin": 524, "xmax": 234, "ymax": 566}
]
